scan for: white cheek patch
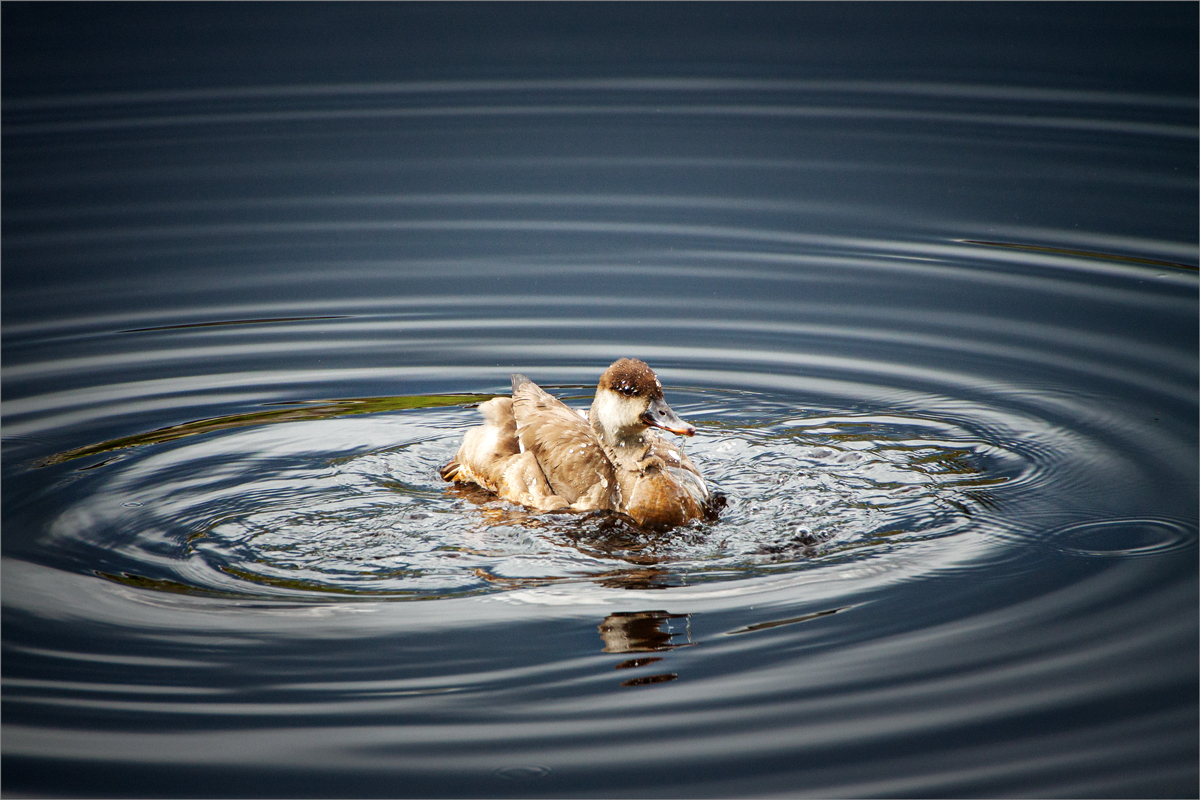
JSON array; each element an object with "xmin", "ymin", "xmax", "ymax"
[
  {"xmin": 593, "ymin": 390, "xmax": 646, "ymax": 438},
  {"xmin": 592, "ymin": 390, "xmax": 621, "ymax": 425}
]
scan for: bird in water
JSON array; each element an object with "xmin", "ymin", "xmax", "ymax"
[{"xmin": 441, "ymin": 358, "xmax": 719, "ymax": 529}]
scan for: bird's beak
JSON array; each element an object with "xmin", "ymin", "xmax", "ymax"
[{"xmin": 641, "ymin": 396, "xmax": 696, "ymax": 436}]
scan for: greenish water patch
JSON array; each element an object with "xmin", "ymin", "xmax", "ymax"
[{"xmin": 41, "ymin": 394, "xmax": 496, "ymax": 467}]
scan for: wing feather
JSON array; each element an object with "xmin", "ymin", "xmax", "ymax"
[{"xmin": 511, "ymin": 375, "xmax": 616, "ymax": 506}]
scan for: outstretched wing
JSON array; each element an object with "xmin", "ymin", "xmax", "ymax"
[{"xmin": 510, "ymin": 374, "xmax": 616, "ymax": 506}]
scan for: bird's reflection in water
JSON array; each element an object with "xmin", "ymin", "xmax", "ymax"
[
  {"xmin": 451, "ymin": 486, "xmax": 697, "ymax": 685},
  {"xmin": 599, "ymin": 610, "xmax": 691, "ymax": 687}
]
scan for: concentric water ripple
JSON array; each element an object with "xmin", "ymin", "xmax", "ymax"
[
  {"xmin": 3, "ymin": 8, "xmax": 1197, "ymax": 795},
  {"xmin": 6, "ymin": 251, "xmax": 1194, "ymax": 601},
  {"xmin": 17, "ymin": 388, "xmax": 1024, "ymax": 599}
]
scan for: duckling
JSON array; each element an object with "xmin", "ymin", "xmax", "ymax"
[{"xmin": 441, "ymin": 358, "xmax": 716, "ymax": 529}]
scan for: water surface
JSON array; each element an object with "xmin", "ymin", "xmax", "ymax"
[{"xmin": 3, "ymin": 5, "xmax": 1197, "ymax": 797}]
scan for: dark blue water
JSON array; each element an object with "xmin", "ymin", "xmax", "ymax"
[{"xmin": 3, "ymin": 4, "xmax": 1197, "ymax": 797}]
